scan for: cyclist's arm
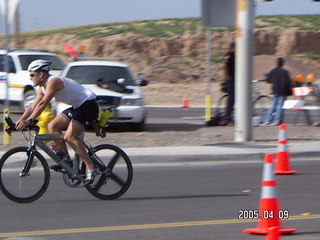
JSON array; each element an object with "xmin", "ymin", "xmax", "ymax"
[
  {"xmin": 28, "ymin": 77, "xmax": 63, "ymax": 120},
  {"xmin": 15, "ymin": 88, "xmax": 46, "ymax": 131},
  {"xmin": 18, "ymin": 88, "xmax": 44, "ymax": 121}
]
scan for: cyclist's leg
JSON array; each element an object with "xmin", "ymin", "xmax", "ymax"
[
  {"xmin": 47, "ymin": 113, "xmax": 70, "ymax": 156},
  {"xmin": 64, "ymin": 121, "xmax": 95, "ymax": 170},
  {"xmin": 64, "ymin": 99, "xmax": 99, "ymax": 180}
]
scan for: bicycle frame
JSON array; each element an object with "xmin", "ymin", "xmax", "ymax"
[{"xmin": 23, "ymin": 131, "xmax": 84, "ymax": 180}]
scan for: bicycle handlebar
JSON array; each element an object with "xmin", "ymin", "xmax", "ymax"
[
  {"xmin": 252, "ymin": 79, "xmax": 267, "ymax": 83},
  {"xmin": 4, "ymin": 115, "xmax": 39, "ymax": 134}
]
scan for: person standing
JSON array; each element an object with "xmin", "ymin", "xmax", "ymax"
[
  {"xmin": 261, "ymin": 57, "xmax": 292, "ymax": 126},
  {"xmin": 222, "ymin": 41, "xmax": 236, "ymax": 125}
]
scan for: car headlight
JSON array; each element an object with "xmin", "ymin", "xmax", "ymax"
[{"xmin": 121, "ymin": 98, "xmax": 143, "ymax": 106}]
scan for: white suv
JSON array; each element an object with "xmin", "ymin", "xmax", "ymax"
[
  {"xmin": 0, "ymin": 49, "xmax": 66, "ymax": 111},
  {"xmin": 55, "ymin": 59, "xmax": 148, "ymax": 130}
]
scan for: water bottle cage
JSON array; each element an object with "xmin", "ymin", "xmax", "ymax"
[{"xmin": 93, "ymin": 109, "xmax": 112, "ymax": 138}]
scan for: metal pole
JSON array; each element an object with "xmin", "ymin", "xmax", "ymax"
[
  {"xmin": 205, "ymin": 26, "xmax": 212, "ymax": 122},
  {"xmin": 3, "ymin": 0, "xmax": 11, "ymax": 145},
  {"xmin": 234, "ymin": 0, "xmax": 255, "ymax": 142},
  {"xmin": 14, "ymin": 2, "xmax": 20, "ymax": 47}
]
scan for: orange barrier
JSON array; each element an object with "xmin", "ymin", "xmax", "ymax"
[
  {"xmin": 244, "ymin": 154, "xmax": 296, "ymax": 235},
  {"xmin": 275, "ymin": 124, "xmax": 297, "ymax": 175},
  {"xmin": 292, "ymin": 87, "xmax": 312, "ymax": 97},
  {"xmin": 180, "ymin": 91, "xmax": 190, "ymax": 108},
  {"xmin": 306, "ymin": 73, "xmax": 314, "ymax": 83}
]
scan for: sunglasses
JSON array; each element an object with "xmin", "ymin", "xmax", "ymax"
[{"xmin": 30, "ymin": 73, "xmax": 37, "ymax": 77}]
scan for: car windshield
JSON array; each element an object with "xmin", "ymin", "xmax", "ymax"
[
  {"xmin": 65, "ymin": 65, "xmax": 136, "ymax": 86},
  {"xmin": 19, "ymin": 55, "xmax": 66, "ymax": 70}
]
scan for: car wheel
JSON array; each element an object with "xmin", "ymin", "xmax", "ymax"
[
  {"xmin": 22, "ymin": 90, "xmax": 36, "ymax": 111},
  {"xmin": 130, "ymin": 118, "xmax": 146, "ymax": 131}
]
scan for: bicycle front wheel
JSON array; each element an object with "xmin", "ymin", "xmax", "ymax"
[
  {"xmin": 85, "ymin": 144, "xmax": 133, "ymax": 200},
  {"xmin": 0, "ymin": 147, "xmax": 50, "ymax": 203}
]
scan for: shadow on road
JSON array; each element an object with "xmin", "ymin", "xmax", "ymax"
[
  {"xmin": 0, "ymin": 118, "xmax": 204, "ymax": 134},
  {"xmin": 144, "ymin": 123, "xmax": 203, "ymax": 132},
  {"xmin": 294, "ymin": 231, "xmax": 320, "ymax": 236},
  {"xmin": 106, "ymin": 122, "xmax": 204, "ymax": 133},
  {"xmin": 120, "ymin": 193, "xmax": 249, "ymax": 201},
  {"xmin": 204, "ymin": 142, "xmax": 277, "ymax": 149}
]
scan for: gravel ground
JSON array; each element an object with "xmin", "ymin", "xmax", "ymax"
[{"xmin": 1, "ymin": 118, "xmax": 319, "ymax": 153}]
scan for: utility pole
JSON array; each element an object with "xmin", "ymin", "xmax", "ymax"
[
  {"xmin": 205, "ymin": 26, "xmax": 212, "ymax": 122},
  {"xmin": 234, "ymin": 0, "xmax": 255, "ymax": 142},
  {"xmin": 3, "ymin": 0, "xmax": 10, "ymax": 145},
  {"xmin": 201, "ymin": 0, "xmax": 236, "ymax": 122}
]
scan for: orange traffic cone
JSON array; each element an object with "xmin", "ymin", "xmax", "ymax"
[
  {"xmin": 180, "ymin": 91, "xmax": 190, "ymax": 108},
  {"xmin": 244, "ymin": 153, "xmax": 296, "ymax": 235},
  {"xmin": 274, "ymin": 123, "xmax": 297, "ymax": 175},
  {"xmin": 266, "ymin": 226, "xmax": 280, "ymax": 240}
]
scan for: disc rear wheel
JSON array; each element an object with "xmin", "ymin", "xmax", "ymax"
[{"xmin": 85, "ymin": 144, "xmax": 133, "ymax": 200}]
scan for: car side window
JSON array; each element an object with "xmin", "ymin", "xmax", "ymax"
[
  {"xmin": 0, "ymin": 55, "xmax": 4, "ymax": 72},
  {"xmin": 8, "ymin": 57, "xmax": 16, "ymax": 73},
  {"xmin": 0, "ymin": 55, "xmax": 16, "ymax": 73}
]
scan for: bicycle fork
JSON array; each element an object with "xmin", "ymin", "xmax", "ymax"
[{"xmin": 20, "ymin": 147, "xmax": 36, "ymax": 177}]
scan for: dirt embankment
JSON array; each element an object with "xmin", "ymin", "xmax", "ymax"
[{"xmin": 4, "ymin": 29, "xmax": 320, "ymax": 105}]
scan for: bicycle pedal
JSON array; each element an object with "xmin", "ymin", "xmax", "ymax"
[
  {"xmin": 50, "ymin": 164, "xmax": 63, "ymax": 172},
  {"xmin": 51, "ymin": 168, "xmax": 66, "ymax": 175},
  {"xmin": 82, "ymin": 179, "xmax": 94, "ymax": 186}
]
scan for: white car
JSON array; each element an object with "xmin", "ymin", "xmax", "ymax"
[
  {"xmin": 0, "ymin": 49, "xmax": 65, "ymax": 110},
  {"xmin": 56, "ymin": 60, "xmax": 148, "ymax": 130}
]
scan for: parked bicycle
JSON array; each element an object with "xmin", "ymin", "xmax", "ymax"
[
  {"xmin": 304, "ymin": 81, "xmax": 320, "ymax": 108},
  {"xmin": 216, "ymin": 79, "xmax": 272, "ymax": 121},
  {"xmin": 0, "ymin": 115, "xmax": 133, "ymax": 203}
]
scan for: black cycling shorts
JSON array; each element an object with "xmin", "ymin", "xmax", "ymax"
[{"xmin": 61, "ymin": 99, "xmax": 99, "ymax": 129}]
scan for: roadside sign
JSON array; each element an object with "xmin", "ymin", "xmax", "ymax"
[
  {"xmin": 0, "ymin": 0, "xmax": 19, "ymax": 23},
  {"xmin": 201, "ymin": 0, "xmax": 236, "ymax": 27}
]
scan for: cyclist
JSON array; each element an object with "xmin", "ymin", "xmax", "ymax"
[{"xmin": 15, "ymin": 59, "xmax": 99, "ymax": 183}]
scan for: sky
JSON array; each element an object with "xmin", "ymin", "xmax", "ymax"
[{"xmin": 1, "ymin": 0, "xmax": 320, "ymax": 34}]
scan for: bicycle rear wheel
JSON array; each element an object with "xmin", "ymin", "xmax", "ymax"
[
  {"xmin": 216, "ymin": 94, "xmax": 228, "ymax": 113},
  {"xmin": 85, "ymin": 144, "xmax": 133, "ymax": 200},
  {"xmin": 0, "ymin": 147, "xmax": 50, "ymax": 203},
  {"xmin": 252, "ymin": 95, "xmax": 272, "ymax": 119}
]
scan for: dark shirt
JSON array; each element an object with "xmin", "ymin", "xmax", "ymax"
[
  {"xmin": 224, "ymin": 51, "xmax": 235, "ymax": 81},
  {"xmin": 267, "ymin": 67, "xmax": 292, "ymax": 96}
]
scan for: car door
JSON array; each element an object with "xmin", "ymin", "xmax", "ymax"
[{"xmin": 0, "ymin": 55, "xmax": 17, "ymax": 102}]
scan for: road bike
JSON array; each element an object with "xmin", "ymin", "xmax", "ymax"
[
  {"xmin": 216, "ymin": 79, "xmax": 272, "ymax": 121},
  {"xmin": 0, "ymin": 115, "xmax": 133, "ymax": 203}
]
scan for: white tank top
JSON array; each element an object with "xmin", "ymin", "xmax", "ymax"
[{"xmin": 43, "ymin": 76, "xmax": 96, "ymax": 108}]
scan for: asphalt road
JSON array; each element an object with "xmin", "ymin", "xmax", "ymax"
[
  {"xmin": 2, "ymin": 105, "xmax": 320, "ymax": 125},
  {"xmin": 0, "ymin": 159, "xmax": 319, "ymax": 240},
  {"xmin": 0, "ymin": 106, "xmax": 319, "ymax": 240},
  {"xmin": 145, "ymin": 106, "xmax": 320, "ymax": 126}
]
